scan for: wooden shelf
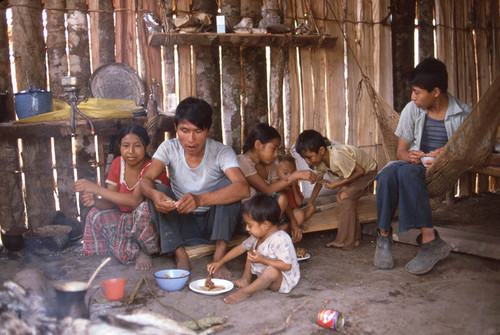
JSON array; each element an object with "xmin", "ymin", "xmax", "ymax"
[
  {"xmin": 0, "ymin": 115, "xmax": 175, "ymax": 139},
  {"xmin": 148, "ymin": 32, "xmax": 337, "ymax": 49}
]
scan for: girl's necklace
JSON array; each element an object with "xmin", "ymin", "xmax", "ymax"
[{"xmin": 123, "ymin": 162, "xmax": 143, "ymax": 191}]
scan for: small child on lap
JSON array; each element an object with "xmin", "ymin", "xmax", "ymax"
[
  {"xmin": 276, "ymin": 155, "xmax": 316, "ymax": 229},
  {"xmin": 207, "ymin": 194, "xmax": 300, "ymax": 304}
]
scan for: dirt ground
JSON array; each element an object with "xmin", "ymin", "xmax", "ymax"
[{"xmin": 1, "ymin": 192, "xmax": 499, "ymax": 334}]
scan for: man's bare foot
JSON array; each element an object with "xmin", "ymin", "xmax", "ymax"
[
  {"xmin": 135, "ymin": 249, "xmax": 153, "ymax": 271},
  {"xmin": 213, "ymin": 264, "xmax": 231, "ymax": 279},
  {"xmin": 223, "ymin": 289, "xmax": 250, "ymax": 304},
  {"xmin": 326, "ymin": 241, "xmax": 344, "ymax": 248},
  {"xmin": 231, "ymin": 277, "xmax": 251, "ymax": 288}
]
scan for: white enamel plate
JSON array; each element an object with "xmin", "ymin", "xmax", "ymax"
[{"xmin": 189, "ymin": 278, "xmax": 234, "ymax": 295}]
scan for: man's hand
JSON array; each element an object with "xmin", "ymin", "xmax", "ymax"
[
  {"xmin": 409, "ymin": 150, "xmax": 425, "ymax": 164},
  {"xmin": 176, "ymin": 193, "xmax": 201, "ymax": 214},
  {"xmin": 151, "ymin": 190, "xmax": 177, "ymax": 213}
]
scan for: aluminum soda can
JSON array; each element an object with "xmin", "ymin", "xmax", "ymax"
[{"xmin": 317, "ymin": 308, "xmax": 344, "ymax": 330}]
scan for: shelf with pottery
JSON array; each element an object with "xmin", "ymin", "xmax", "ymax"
[{"xmin": 148, "ymin": 32, "xmax": 337, "ymax": 49}]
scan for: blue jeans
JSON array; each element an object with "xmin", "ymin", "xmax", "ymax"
[
  {"xmin": 148, "ymin": 179, "xmax": 241, "ymax": 254},
  {"xmin": 375, "ymin": 161, "xmax": 433, "ymax": 232}
]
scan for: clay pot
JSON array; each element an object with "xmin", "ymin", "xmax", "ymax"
[{"xmin": 23, "ymin": 225, "xmax": 72, "ymax": 254}]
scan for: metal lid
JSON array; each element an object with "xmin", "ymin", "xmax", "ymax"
[{"xmin": 89, "ymin": 63, "xmax": 145, "ymax": 106}]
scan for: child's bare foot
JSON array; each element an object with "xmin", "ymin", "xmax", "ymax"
[
  {"xmin": 326, "ymin": 241, "xmax": 344, "ymax": 248},
  {"xmin": 213, "ymin": 264, "xmax": 231, "ymax": 279},
  {"xmin": 135, "ymin": 249, "xmax": 153, "ymax": 271},
  {"xmin": 223, "ymin": 289, "xmax": 250, "ymax": 304},
  {"xmin": 231, "ymin": 277, "xmax": 251, "ymax": 288},
  {"xmin": 354, "ymin": 240, "xmax": 360, "ymax": 247},
  {"xmin": 174, "ymin": 249, "xmax": 191, "ymax": 271}
]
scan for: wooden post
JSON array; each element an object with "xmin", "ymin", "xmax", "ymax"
[
  {"xmin": 324, "ymin": 0, "xmax": 346, "ymax": 145},
  {"xmin": 10, "ymin": 0, "xmax": 46, "ymax": 91},
  {"xmin": 177, "ymin": 0, "xmax": 194, "ymax": 101},
  {"xmin": 417, "ymin": 0, "xmax": 434, "ymax": 61},
  {"xmin": 88, "ymin": 0, "xmax": 115, "ymax": 71},
  {"xmin": 241, "ymin": 1, "xmax": 268, "ymax": 144},
  {"xmin": 45, "ymin": 0, "xmax": 68, "ymax": 100},
  {"xmin": 193, "ymin": 0, "xmax": 222, "ymax": 142},
  {"xmin": 54, "ymin": 137, "xmax": 78, "ymax": 219},
  {"xmin": 160, "ymin": 0, "xmax": 176, "ymax": 140},
  {"xmin": 115, "ymin": 0, "xmax": 138, "ymax": 70},
  {"xmin": 0, "ymin": 1, "xmax": 14, "ymax": 122},
  {"xmin": 66, "ymin": 0, "xmax": 92, "ymax": 96},
  {"xmin": 220, "ymin": 0, "xmax": 242, "ymax": 152},
  {"xmin": 138, "ymin": 0, "xmax": 162, "ymax": 101},
  {"xmin": 390, "ymin": 0, "xmax": 415, "ymax": 113},
  {"xmin": 22, "ymin": 138, "xmax": 56, "ymax": 228},
  {"xmin": 269, "ymin": 47, "xmax": 285, "ymax": 143},
  {"xmin": 75, "ymin": 135, "xmax": 97, "ymax": 221},
  {"xmin": 0, "ymin": 139, "xmax": 25, "ymax": 230},
  {"xmin": 435, "ymin": 0, "xmax": 457, "ymax": 96}
]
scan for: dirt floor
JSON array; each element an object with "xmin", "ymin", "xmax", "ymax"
[{"xmin": 1, "ymin": 192, "xmax": 499, "ymax": 334}]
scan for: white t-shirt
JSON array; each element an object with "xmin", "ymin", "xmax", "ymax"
[
  {"xmin": 153, "ymin": 137, "xmax": 240, "ymax": 212},
  {"xmin": 242, "ymin": 230, "xmax": 300, "ymax": 293}
]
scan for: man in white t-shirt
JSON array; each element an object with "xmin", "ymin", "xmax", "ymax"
[{"xmin": 140, "ymin": 97, "xmax": 250, "ymax": 278}]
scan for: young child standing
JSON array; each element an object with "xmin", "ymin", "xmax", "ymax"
[
  {"xmin": 207, "ymin": 194, "xmax": 300, "ymax": 304},
  {"xmin": 295, "ymin": 130, "xmax": 377, "ymax": 250},
  {"xmin": 238, "ymin": 123, "xmax": 316, "ymax": 242},
  {"xmin": 276, "ymin": 155, "xmax": 316, "ymax": 229}
]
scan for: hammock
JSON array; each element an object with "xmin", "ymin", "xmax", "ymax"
[{"xmin": 360, "ymin": 74, "xmax": 500, "ymax": 198}]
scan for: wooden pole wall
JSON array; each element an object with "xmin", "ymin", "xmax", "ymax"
[
  {"xmin": 0, "ymin": 139, "xmax": 24, "ymax": 229},
  {"xmin": 0, "ymin": 1, "xmax": 14, "ymax": 122},
  {"xmin": 115, "ymin": 0, "xmax": 138, "ymax": 70},
  {"xmin": 45, "ymin": 0, "xmax": 68, "ymax": 99},
  {"xmin": 241, "ymin": 1, "xmax": 268, "ymax": 144},
  {"xmin": 89, "ymin": 0, "xmax": 115, "ymax": 71},
  {"xmin": 193, "ymin": 0, "xmax": 222, "ymax": 142},
  {"xmin": 66, "ymin": 0, "xmax": 92, "ymax": 96},
  {"xmin": 220, "ymin": 0, "xmax": 242, "ymax": 152},
  {"xmin": 177, "ymin": 0, "xmax": 194, "ymax": 101},
  {"xmin": 10, "ymin": 0, "xmax": 46, "ymax": 91}
]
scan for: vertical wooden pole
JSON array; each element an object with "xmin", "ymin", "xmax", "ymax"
[
  {"xmin": 22, "ymin": 138, "xmax": 56, "ymax": 229},
  {"xmin": 310, "ymin": 0, "xmax": 327, "ymax": 137},
  {"xmin": 372, "ymin": 0, "xmax": 392, "ymax": 167},
  {"xmin": 66, "ymin": 0, "xmax": 92, "ymax": 96},
  {"xmin": 75, "ymin": 135, "xmax": 97, "ymax": 221},
  {"xmin": 435, "ymin": 0, "xmax": 457, "ymax": 96},
  {"xmin": 88, "ymin": 0, "xmax": 115, "ymax": 71},
  {"xmin": 177, "ymin": 0, "xmax": 194, "ymax": 101},
  {"xmin": 138, "ymin": 0, "xmax": 162, "ymax": 99},
  {"xmin": 417, "ymin": 0, "xmax": 434, "ymax": 61},
  {"xmin": 115, "ymin": 0, "xmax": 138, "ymax": 70},
  {"xmin": 269, "ymin": 47, "xmax": 285, "ymax": 143},
  {"xmin": 10, "ymin": 0, "xmax": 46, "ymax": 91},
  {"xmin": 54, "ymin": 137, "xmax": 78, "ymax": 219},
  {"xmin": 324, "ymin": 0, "xmax": 346, "ymax": 145},
  {"xmin": 220, "ymin": 0, "xmax": 242, "ymax": 152},
  {"xmin": 241, "ymin": 1, "xmax": 268, "ymax": 144},
  {"xmin": 390, "ymin": 0, "xmax": 415, "ymax": 113},
  {"xmin": 0, "ymin": 139, "xmax": 25, "ymax": 230},
  {"xmin": 45, "ymin": 0, "xmax": 68, "ymax": 100},
  {"xmin": 193, "ymin": 0, "xmax": 222, "ymax": 142},
  {"xmin": 161, "ymin": 0, "xmax": 176, "ymax": 139},
  {"xmin": 0, "ymin": 1, "xmax": 14, "ymax": 122}
]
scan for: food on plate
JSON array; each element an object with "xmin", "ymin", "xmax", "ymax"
[
  {"xmin": 296, "ymin": 247, "xmax": 308, "ymax": 258},
  {"xmin": 205, "ymin": 275, "xmax": 215, "ymax": 290},
  {"xmin": 199, "ymin": 276, "xmax": 225, "ymax": 291}
]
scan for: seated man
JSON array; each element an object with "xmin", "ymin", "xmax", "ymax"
[{"xmin": 140, "ymin": 97, "xmax": 250, "ymax": 278}]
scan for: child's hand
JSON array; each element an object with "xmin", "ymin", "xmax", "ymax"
[
  {"xmin": 207, "ymin": 261, "xmax": 220, "ymax": 275},
  {"xmin": 247, "ymin": 248, "xmax": 263, "ymax": 263},
  {"xmin": 324, "ymin": 180, "xmax": 341, "ymax": 190},
  {"xmin": 294, "ymin": 170, "xmax": 317, "ymax": 184}
]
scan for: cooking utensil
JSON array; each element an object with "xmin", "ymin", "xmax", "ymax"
[
  {"xmin": 23, "ymin": 225, "xmax": 71, "ymax": 254},
  {"xmin": 85, "ymin": 256, "xmax": 112, "ymax": 290}
]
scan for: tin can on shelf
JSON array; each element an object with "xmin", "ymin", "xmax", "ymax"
[{"xmin": 317, "ymin": 308, "xmax": 344, "ymax": 330}]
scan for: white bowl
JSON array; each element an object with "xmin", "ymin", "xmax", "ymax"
[{"xmin": 420, "ymin": 156, "xmax": 435, "ymax": 165}]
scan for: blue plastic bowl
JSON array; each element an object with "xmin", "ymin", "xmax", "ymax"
[{"xmin": 154, "ymin": 269, "xmax": 190, "ymax": 291}]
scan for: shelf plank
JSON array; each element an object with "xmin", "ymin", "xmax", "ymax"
[{"xmin": 148, "ymin": 32, "xmax": 337, "ymax": 49}]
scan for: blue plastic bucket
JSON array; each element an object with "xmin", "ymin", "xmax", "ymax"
[{"xmin": 14, "ymin": 85, "xmax": 52, "ymax": 119}]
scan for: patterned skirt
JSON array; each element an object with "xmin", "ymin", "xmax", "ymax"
[{"xmin": 82, "ymin": 201, "xmax": 160, "ymax": 264}]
